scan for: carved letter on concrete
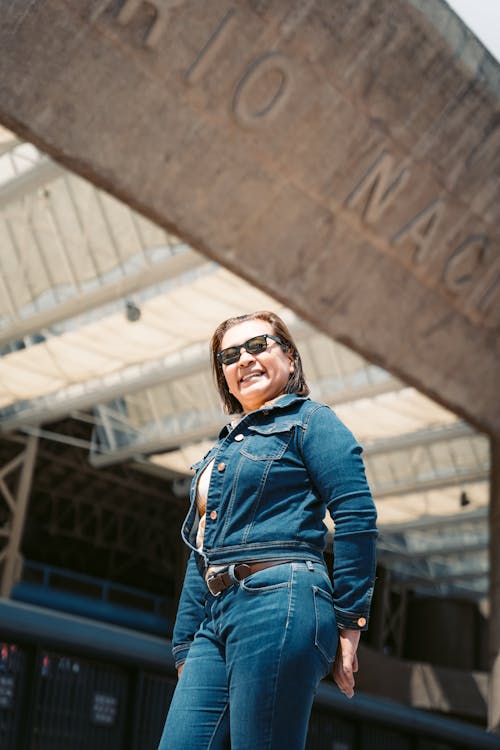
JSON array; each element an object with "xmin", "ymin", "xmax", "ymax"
[
  {"xmin": 392, "ymin": 200, "xmax": 445, "ymax": 265},
  {"xmin": 184, "ymin": 9, "xmax": 236, "ymax": 84},
  {"xmin": 346, "ymin": 150, "xmax": 410, "ymax": 224},
  {"xmin": 232, "ymin": 52, "xmax": 294, "ymax": 127},
  {"xmin": 92, "ymin": 0, "xmax": 185, "ymax": 48},
  {"xmin": 443, "ymin": 235, "xmax": 489, "ymax": 293}
]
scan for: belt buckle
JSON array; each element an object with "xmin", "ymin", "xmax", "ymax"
[
  {"xmin": 206, "ymin": 573, "xmax": 222, "ymax": 597},
  {"xmin": 234, "ymin": 563, "xmax": 251, "ymax": 580}
]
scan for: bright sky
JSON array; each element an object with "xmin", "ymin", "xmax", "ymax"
[{"xmin": 445, "ymin": 0, "xmax": 500, "ymax": 61}]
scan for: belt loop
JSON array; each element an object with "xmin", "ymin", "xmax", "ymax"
[
  {"xmin": 228, "ymin": 563, "xmax": 238, "ymax": 584},
  {"xmin": 306, "ymin": 560, "xmax": 314, "ymax": 571}
]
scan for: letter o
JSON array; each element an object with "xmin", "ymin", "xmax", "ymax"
[{"xmin": 232, "ymin": 51, "xmax": 294, "ymax": 127}]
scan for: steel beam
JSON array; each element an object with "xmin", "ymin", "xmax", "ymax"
[
  {"xmin": 0, "ymin": 154, "xmax": 64, "ymax": 208},
  {"xmin": 371, "ymin": 469, "xmax": 488, "ymax": 499},
  {"xmin": 0, "ymin": 245, "xmax": 206, "ymax": 349},
  {"xmin": 0, "ymin": 434, "xmax": 37, "ymax": 597},
  {"xmin": 379, "ymin": 506, "xmax": 488, "ymax": 534},
  {"xmin": 378, "ymin": 540, "xmax": 488, "ymax": 562},
  {"xmin": 0, "ymin": 323, "xmax": 401, "ymax": 433},
  {"xmin": 363, "ymin": 422, "xmax": 476, "ymax": 455}
]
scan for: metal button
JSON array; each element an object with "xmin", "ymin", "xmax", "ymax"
[
  {"xmin": 357, "ymin": 617, "xmax": 367, "ymax": 627},
  {"xmin": 210, "ymin": 510, "xmax": 217, "ymax": 520},
  {"xmin": 217, "ymin": 462, "xmax": 226, "ymax": 472},
  {"xmin": 234, "ymin": 433, "xmax": 244, "ymax": 442}
]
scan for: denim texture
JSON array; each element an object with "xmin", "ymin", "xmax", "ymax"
[
  {"xmin": 159, "ymin": 562, "xmax": 337, "ymax": 750},
  {"xmin": 172, "ymin": 395, "xmax": 377, "ymax": 669}
]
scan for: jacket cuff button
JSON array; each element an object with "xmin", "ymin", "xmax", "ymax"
[{"xmin": 357, "ymin": 617, "xmax": 366, "ymax": 627}]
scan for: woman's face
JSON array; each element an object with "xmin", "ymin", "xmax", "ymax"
[{"xmin": 220, "ymin": 319, "xmax": 294, "ymax": 413}]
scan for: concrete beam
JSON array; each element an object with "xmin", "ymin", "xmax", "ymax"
[
  {"xmin": 489, "ymin": 439, "xmax": 500, "ymax": 732},
  {"xmin": 0, "ymin": 0, "xmax": 499, "ymax": 437}
]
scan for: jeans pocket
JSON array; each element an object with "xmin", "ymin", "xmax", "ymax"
[
  {"xmin": 313, "ymin": 585, "xmax": 336, "ymax": 664},
  {"xmin": 239, "ymin": 563, "xmax": 292, "ymax": 594}
]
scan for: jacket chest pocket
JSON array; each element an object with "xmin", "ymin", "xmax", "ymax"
[{"xmin": 240, "ymin": 423, "xmax": 294, "ymax": 461}]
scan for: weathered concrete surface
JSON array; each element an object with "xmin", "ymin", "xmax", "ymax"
[
  {"xmin": 490, "ymin": 440, "xmax": 500, "ymax": 733},
  {"xmin": 0, "ymin": 0, "xmax": 499, "ymax": 434}
]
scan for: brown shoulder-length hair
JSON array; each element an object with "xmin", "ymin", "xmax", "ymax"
[{"xmin": 211, "ymin": 310, "xmax": 310, "ymax": 414}]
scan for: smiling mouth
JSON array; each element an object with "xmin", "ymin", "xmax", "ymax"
[{"xmin": 240, "ymin": 372, "xmax": 264, "ymax": 383}]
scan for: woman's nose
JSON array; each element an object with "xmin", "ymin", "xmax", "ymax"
[{"xmin": 238, "ymin": 347, "xmax": 256, "ymax": 364}]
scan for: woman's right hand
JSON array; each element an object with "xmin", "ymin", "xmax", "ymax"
[
  {"xmin": 332, "ymin": 628, "xmax": 360, "ymax": 698},
  {"xmin": 177, "ymin": 664, "xmax": 184, "ymax": 679}
]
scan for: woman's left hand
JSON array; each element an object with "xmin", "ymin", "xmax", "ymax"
[{"xmin": 331, "ymin": 628, "xmax": 360, "ymax": 698}]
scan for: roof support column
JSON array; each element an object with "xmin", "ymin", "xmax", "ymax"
[
  {"xmin": 489, "ymin": 438, "xmax": 500, "ymax": 733},
  {"xmin": 0, "ymin": 435, "xmax": 38, "ymax": 598}
]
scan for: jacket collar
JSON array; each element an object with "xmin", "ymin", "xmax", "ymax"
[{"xmin": 218, "ymin": 394, "xmax": 309, "ymax": 438}]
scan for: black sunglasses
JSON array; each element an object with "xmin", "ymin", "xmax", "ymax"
[{"xmin": 217, "ymin": 334, "xmax": 285, "ymax": 366}]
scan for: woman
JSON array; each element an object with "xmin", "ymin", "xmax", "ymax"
[{"xmin": 158, "ymin": 311, "xmax": 377, "ymax": 750}]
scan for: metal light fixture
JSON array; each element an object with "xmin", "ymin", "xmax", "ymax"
[
  {"xmin": 125, "ymin": 300, "xmax": 141, "ymax": 322},
  {"xmin": 460, "ymin": 490, "xmax": 471, "ymax": 508}
]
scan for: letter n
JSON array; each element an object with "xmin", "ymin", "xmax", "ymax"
[{"xmin": 345, "ymin": 151, "xmax": 409, "ymax": 223}]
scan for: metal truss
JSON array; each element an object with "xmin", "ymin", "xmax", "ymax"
[
  {"xmin": 0, "ymin": 308, "xmax": 399, "ymax": 433},
  {"xmin": 378, "ymin": 506, "xmax": 488, "ymax": 533},
  {"xmin": 364, "ymin": 424, "xmax": 489, "ymax": 497},
  {"xmin": 378, "ymin": 508, "xmax": 489, "ymax": 597},
  {"xmin": 0, "ymin": 434, "xmax": 38, "ymax": 597},
  {"xmin": 24, "ymin": 430, "xmax": 185, "ymax": 585},
  {"xmin": 0, "ymin": 333, "xmax": 213, "ymax": 432},
  {"xmin": 86, "ymin": 362, "xmax": 401, "ymax": 468},
  {"xmin": 370, "ymin": 567, "xmax": 408, "ymax": 657},
  {"xmin": 1, "ymin": 310, "xmax": 402, "ymax": 459}
]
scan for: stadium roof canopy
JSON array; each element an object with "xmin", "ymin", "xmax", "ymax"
[{"xmin": 0, "ymin": 127, "xmax": 489, "ymax": 600}]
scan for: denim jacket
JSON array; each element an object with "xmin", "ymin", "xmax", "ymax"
[{"xmin": 172, "ymin": 394, "xmax": 377, "ymax": 668}]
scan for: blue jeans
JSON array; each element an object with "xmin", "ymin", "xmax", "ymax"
[{"xmin": 158, "ymin": 561, "xmax": 337, "ymax": 750}]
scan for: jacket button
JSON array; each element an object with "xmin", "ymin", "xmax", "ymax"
[
  {"xmin": 357, "ymin": 617, "xmax": 366, "ymax": 627},
  {"xmin": 234, "ymin": 433, "xmax": 244, "ymax": 442},
  {"xmin": 210, "ymin": 510, "xmax": 217, "ymax": 520},
  {"xmin": 217, "ymin": 462, "xmax": 226, "ymax": 472}
]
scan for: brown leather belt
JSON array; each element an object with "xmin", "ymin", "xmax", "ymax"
[{"xmin": 206, "ymin": 560, "xmax": 291, "ymax": 596}]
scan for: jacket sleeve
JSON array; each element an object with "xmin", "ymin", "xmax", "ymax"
[
  {"xmin": 172, "ymin": 551, "xmax": 207, "ymax": 668},
  {"xmin": 300, "ymin": 404, "xmax": 378, "ymax": 631}
]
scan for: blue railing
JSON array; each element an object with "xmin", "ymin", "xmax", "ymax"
[{"xmin": 12, "ymin": 560, "xmax": 172, "ymax": 637}]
